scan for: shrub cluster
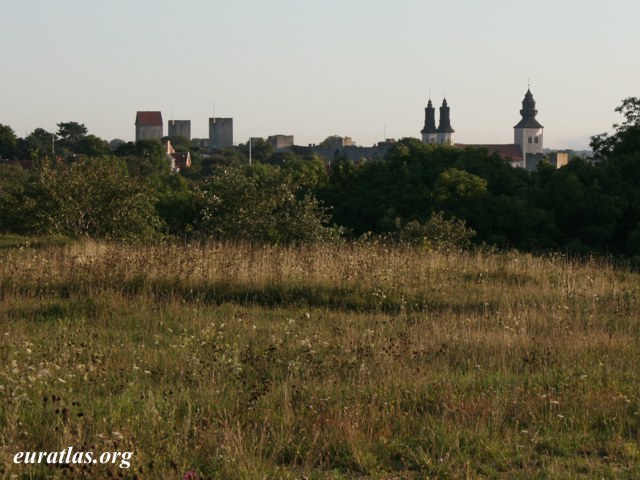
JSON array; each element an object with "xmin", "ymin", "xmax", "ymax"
[{"xmin": 1, "ymin": 98, "xmax": 640, "ymax": 253}]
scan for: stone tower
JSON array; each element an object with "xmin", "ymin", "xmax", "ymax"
[
  {"xmin": 514, "ymin": 89, "xmax": 543, "ymax": 162},
  {"xmin": 421, "ymin": 99, "xmax": 438, "ymax": 144},
  {"xmin": 168, "ymin": 120, "xmax": 191, "ymax": 140},
  {"xmin": 135, "ymin": 111, "xmax": 163, "ymax": 142},
  {"xmin": 436, "ymin": 99, "xmax": 455, "ymax": 145},
  {"xmin": 208, "ymin": 118, "xmax": 233, "ymax": 150}
]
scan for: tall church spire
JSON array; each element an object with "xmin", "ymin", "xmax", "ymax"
[
  {"xmin": 514, "ymin": 88, "xmax": 544, "ymax": 164},
  {"xmin": 514, "ymin": 89, "xmax": 543, "ymax": 129},
  {"xmin": 437, "ymin": 98, "xmax": 454, "ymax": 133},
  {"xmin": 421, "ymin": 99, "xmax": 438, "ymax": 143},
  {"xmin": 436, "ymin": 98, "xmax": 455, "ymax": 145}
]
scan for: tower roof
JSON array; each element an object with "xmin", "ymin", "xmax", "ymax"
[
  {"xmin": 437, "ymin": 98, "xmax": 455, "ymax": 133},
  {"xmin": 421, "ymin": 99, "xmax": 438, "ymax": 134},
  {"xmin": 135, "ymin": 111, "xmax": 163, "ymax": 126},
  {"xmin": 514, "ymin": 89, "xmax": 543, "ymax": 129}
]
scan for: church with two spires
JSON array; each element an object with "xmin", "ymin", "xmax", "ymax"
[{"xmin": 420, "ymin": 89, "xmax": 566, "ymax": 170}]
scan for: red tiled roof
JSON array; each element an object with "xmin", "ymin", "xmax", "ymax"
[
  {"xmin": 135, "ymin": 111, "xmax": 163, "ymax": 126},
  {"xmin": 456, "ymin": 144, "xmax": 523, "ymax": 163},
  {"xmin": 171, "ymin": 152, "xmax": 191, "ymax": 169}
]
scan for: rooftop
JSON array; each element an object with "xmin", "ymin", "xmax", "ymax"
[{"xmin": 135, "ymin": 111, "xmax": 163, "ymax": 126}]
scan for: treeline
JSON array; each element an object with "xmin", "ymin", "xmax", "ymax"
[
  {"xmin": 1, "ymin": 99, "xmax": 640, "ymax": 256},
  {"xmin": 320, "ymin": 141, "xmax": 639, "ymax": 254}
]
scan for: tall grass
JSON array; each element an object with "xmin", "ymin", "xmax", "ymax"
[{"xmin": 1, "ymin": 241, "xmax": 639, "ymax": 478}]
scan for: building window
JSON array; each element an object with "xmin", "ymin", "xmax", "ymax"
[
  {"xmin": 528, "ymin": 137, "xmax": 533, "ymax": 144},
  {"xmin": 534, "ymin": 137, "xmax": 539, "ymax": 144}
]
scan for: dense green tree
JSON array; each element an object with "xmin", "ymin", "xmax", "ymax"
[
  {"xmin": 75, "ymin": 135, "xmax": 110, "ymax": 157},
  {"xmin": 109, "ymin": 138, "xmax": 126, "ymax": 151},
  {"xmin": 197, "ymin": 167, "xmax": 340, "ymax": 243},
  {"xmin": 432, "ymin": 168, "xmax": 488, "ymax": 210},
  {"xmin": 184, "ymin": 148, "xmax": 246, "ymax": 179},
  {"xmin": 124, "ymin": 139, "xmax": 170, "ymax": 180},
  {"xmin": 238, "ymin": 138, "xmax": 274, "ymax": 162},
  {"xmin": 397, "ymin": 212, "xmax": 476, "ymax": 251},
  {"xmin": 0, "ymin": 124, "xmax": 18, "ymax": 159},
  {"xmin": 18, "ymin": 128, "xmax": 55, "ymax": 160},
  {"xmin": 591, "ymin": 97, "xmax": 640, "ymax": 159},
  {"xmin": 17, "ymin": 158, "xmax": 160, "ymax": 239},
  {"xmin": 320, "ymin": 138, "xmax": 576, "ymax": 249},
  {"xmin": 156, "ymin": 174, "xmax": 199, "ymax": 236},
  {"xmin": 56, "ymin": 122, "xmax": 88, "ymax": 143},
  {"xmin": 0, "ymin": 164, "xmax": 29, "ymax": 232},
  {"xmin": 318, "ymin": 135, "xmax": 347, "ymax": 149},
  {"xmin": 162, "ymin": 135, "xmax": 190, "ymax": 152}
]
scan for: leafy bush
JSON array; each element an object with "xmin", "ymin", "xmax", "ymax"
[
  {"xmin": 397, "ymin": 212, "xmax": 476, "ymax": 251},
  {"xmin": 16, "ymin": 159, "xmax": 161, "ymax": 239},
  {"xmin": 197, "ymin": 167, "xmax": 341, "ymax": 244}
]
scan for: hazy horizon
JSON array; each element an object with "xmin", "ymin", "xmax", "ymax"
[{"xmin": 2, "ymin": 0, "xmax": 639, "ymax": 150}]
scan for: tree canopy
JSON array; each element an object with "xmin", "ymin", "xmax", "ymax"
[
  {"xmin": 1, "ymin": 99, "xmax": 640, "ymax": 254},
  {"xmin": 57, "ymin": 121, "xmax": 88, "ymax": 142},
  {"xmin": 0, "ymin": 124, "xmax": 17, "ymax": 159}
]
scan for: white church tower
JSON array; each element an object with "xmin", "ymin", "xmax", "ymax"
[{"xmin": 514, "ymin": 88, "xmax": 543, "ymax": 162}]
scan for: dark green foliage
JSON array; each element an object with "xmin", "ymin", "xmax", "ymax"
[
  {"xmin": 318, "ymin": 121, "xmax": 640, "ymax": 253},
  {"xmin": 162, "ymin": 135, "xmax": 190, "ymax": 152},
  {"xmin": 74, "ymin": 134, "xmax": 110, "ymax": 157},
  {"xmin": 397, "ymin": 212, "xmax": 476, "ymax": 251},
  {"xmin": 56, "ymin": 121, "xmax": 88, "ymax": 143},
  {"xmin": 317, "ymin": 135, "xmax": 348, "ymax": 149},
  {"xmin": 2, "ymin": 97, "xmax": 640, "ymax": 252},
  {"xmin": 591, "ymin": 97, "xmax": 640, "ymax": 159},
  {"xmin": 0, "ymin": 124, "xmax": 18, "ymax": 159},
  {"xmin": 17, "ymin": 128, "xmax": 55, "ymax": 160},
  {"xmin": 155, "ymin": 173, "xmax": 199, "ymax": 236},
  {"xmin": 12, "ymin": 159, "xmax": 161, "ymax": 239},
  {"xmin": 183, "ymin": 148, "xmax": 247, "ymax": 180},
  {"xmin": 238, "ymin": 137, "xmax": 274, "ymax": 162},
  {"xmin": 120, "ymin": 139, "xmax": 170, "ymax": 180},
  {"xmin": 197, "ymin": 166, "xmax": 341, "ymax": 243},
  {"xmin": 0, "ymin": 164, "xmax": 29, "ymax": 232}
]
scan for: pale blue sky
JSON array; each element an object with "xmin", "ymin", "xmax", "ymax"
[{"xmin": 1, "ymin": 0, "xmax": 639, "ymax": 149}]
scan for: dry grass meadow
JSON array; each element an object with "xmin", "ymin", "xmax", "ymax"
[{"xmin": 1, "ymin": 240, "xmax": 639, "ymax": 478}]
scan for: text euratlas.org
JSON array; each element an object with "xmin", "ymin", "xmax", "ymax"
[{"xmin": 14, "ymin": 447, "xmax": 132, "ymax": 469}]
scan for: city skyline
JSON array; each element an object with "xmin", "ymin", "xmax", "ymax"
[{"xmin": 2, "ymin": 0, "xmax": 639, "ymax": 150}]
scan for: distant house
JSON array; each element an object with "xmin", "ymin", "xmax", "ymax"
[
  {"xmin": 455, "ymin": 143, "xmax": 524, "ymax": 166},
  {"xmin": 165, "ymin": 140, "xmax": 191, "ymax": 173},
  {"xmin": 135, "ymin": 111, "xmax": 163, "ymax": 142}
]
